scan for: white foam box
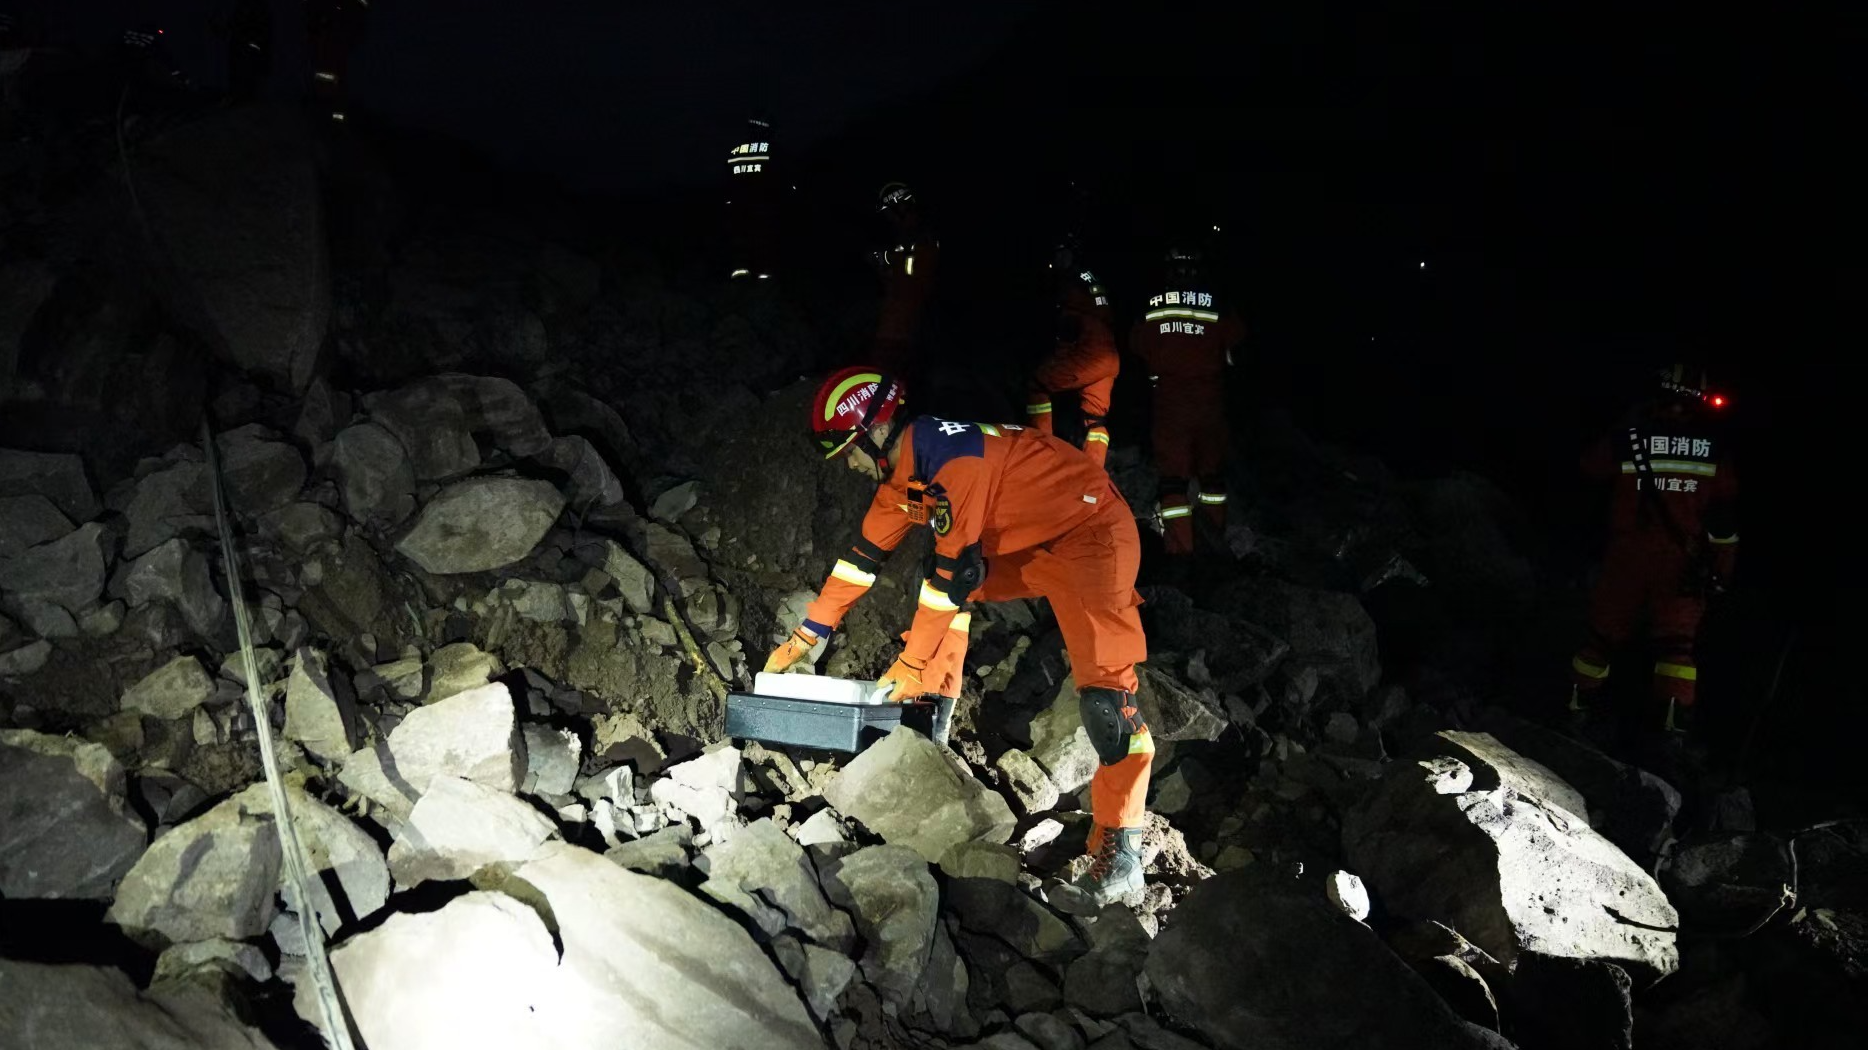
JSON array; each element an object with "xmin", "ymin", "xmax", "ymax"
[{"xmin": 727, "ymin": 673, "xmax": 932, "ymax": 753}]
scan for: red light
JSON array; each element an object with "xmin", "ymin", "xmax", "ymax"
[
  {"xmin": 157, "ymin": 29, "xmax": 165, "ymax": 34},
  {"xmin": 1711, "ymin": 395, "xmax": 1726, "ymax": 408}
]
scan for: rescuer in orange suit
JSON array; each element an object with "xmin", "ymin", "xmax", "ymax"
[
  {"xmin": 871, "ymin": 183, "xmax": 940, "ymax": 376},
  {"xmin": 724, "ymin": 116, "xmax": 778, "ymax": 280},
  {"xmin": 1570, "ymin": 363, "xmax": 1739, "ymax": 744},
  {"xmin": 307, "ymin": 0, "xmax": 368, "ymax": 123},
  {"xmin": 1028, "ymin": 240, "xmax": 1120, "ymax": 469},
  {"xmin": 766, "ymin": 367, "xmax": 1154, "ymax": 909},
  {"xmin": 1127, "ymin": 246, "xmax": 1246, "ymax": 556}
]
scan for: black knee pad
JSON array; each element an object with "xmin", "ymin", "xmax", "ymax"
[{"xmin": 1079, "ymin": 687, "xmax": 1147, "ymax": 766}]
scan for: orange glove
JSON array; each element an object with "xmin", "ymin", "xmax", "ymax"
[
  {"xmin": 877, "ymin": 654, "xmax": 929, "ymax": 702},
  {"xmin": 764, "ymin": 627, "xmax": 821, "ymax": 674}
]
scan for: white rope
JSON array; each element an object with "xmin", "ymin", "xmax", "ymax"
[{"xmin": 204, "ymin": 421, "xmax": 360, "ymax": 1050}]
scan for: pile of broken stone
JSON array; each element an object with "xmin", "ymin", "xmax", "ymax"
[{"xmin": 0, "ymin": 372, "xmax": 1829, "ymax": 1050}]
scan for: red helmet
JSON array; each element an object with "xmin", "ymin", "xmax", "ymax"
[{"xmin": 811, "ymin": 367, "xmax": 905, "ymax": 460}]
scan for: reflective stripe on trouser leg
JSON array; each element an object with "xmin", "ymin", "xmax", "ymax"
[
  {"xmin": 1083, "ymin": 426, "xmax": 1110, "ymax": 468},
  {"xmin": 1159, "ymin": 487, "xmax": 1193, "ymax": 556},
  {"xmin": 1653, "ymin": 655, "xmax": 1697, "ymax": 708},
  {"xmin": 1571, "ymin": 650, "xmax": 1611, "ymax": 691},
  {"xmin": 1090, "ymin": 735, "xmax": 1154, "ymax": 837},
  {"xmin": 1026, "ymin": 392, "xmax": 1055, "ymax": 435},
  {"xmin": 1196, "ymin": 475, "xmax": 1227, "ymax": 533}
]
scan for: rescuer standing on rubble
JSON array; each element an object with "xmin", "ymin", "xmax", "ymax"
[
  {"xmin": 1569, "ymin": 362, "xmax": 1739, "ymax": 748},
  {"xmin": 1027, "ymin": 238, "xmax": 1120, "ymax": 469},
  {"xmin": 307, "ymin": 0, "xmax": 368, "ymax": 123},
  {"xmin": 1128, "ymin": 245, "xmax": 1246, "ymax": 557},
  {"xmin": 871, "ymin": 183, "xmax": 941, "ymax": 379},
  {"xmin": 724, "ymin": 116, "xmax": 778, "ymax": 281},
  {"xmin": 766, "ymin": 367, "xmax": 1154, "ymax": 909}
]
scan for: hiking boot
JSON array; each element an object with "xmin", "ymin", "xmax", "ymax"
[{"xmin": 1051, "ymin": 826, "xmax": 1146, "ymax": 915}]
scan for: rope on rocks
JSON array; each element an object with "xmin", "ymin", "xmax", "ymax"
[{"xmin": 204, "ymin": 420, "xmax": 363, "ymax": 1050}]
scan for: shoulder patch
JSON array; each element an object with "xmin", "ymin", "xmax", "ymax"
[{"xmin": 913, "ymin": 417, "xmax": 986, "ymax": 481}]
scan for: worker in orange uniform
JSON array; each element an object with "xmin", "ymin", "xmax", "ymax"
[
  {"xmin": 1570, "ymin": 363, "xmax": 1738, "ymax": 745},
  {"xmin": 871, "ymin": 183, "xmax": 940, "ymax": 377},
  {"xmin": 1128, "ymin": 246, "xmax": 1246, "ymax": 556},
  {"xmin": 724, "ymin": 116, "xmax": 778, "ymax": 280},
  {"xmin": 307, "ymin": 0, "xmax": 368, "ymax": 123},
  {"xmin": 1028, "ymin": 239, "xmax": 1120, "ymax": 468},
  {"xmin": 766, "ymin": 367, "xmax": 1154, "ymax": 909}
]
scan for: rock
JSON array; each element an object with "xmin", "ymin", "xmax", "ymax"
[
  {"xmin": 81, "ymin": 600, "xmax": 128, "ymax": 637},
  {"xmin": 1017, "ymin": 1013, "xmax": 1087, "ymax": 1050},
  {"xmin": 0, "ymin": 493, "xmax": 71, "ymax": 555},
  {"xmin": 0, "ymin": 729, "xmax": 146, "ymax": 899},
  {"xmin": 337, "ymin": 745, "xmax": 418, "ymax": 823},
  {"xmin": 107, "ymin": 792, "xmax": 283, "ymax": 945},
  {"xmin": 1637, "ymin": 974, "xmax": 1775, "ymax": 1050},
  {"xmin": 605, "ymin": 824, "xmax": 694, "ymax": 879},
  {"xmin": 998, "ymin": 747, "xmax": 1062, "ymax": 815},
  {"xmin": 215, "ymin": 426, "xmax": 306, "ymax": 515},
  {"xmin": 1152, "ymin": 765, "xmax": 1194, "ymax": 816},
  {"xmin": 1212, "ymin": 579, "xmax": 1381, "ymax": 697},
  {"xmin": 0, "ymin": 958, "xmax": 283, "ymax": 1049},
  {"xmin": 600, "ymin": 540, "xmax": 656, "ymax": 613},
  {"xmin": 0, "ymin": 638, "xmax": 52, "ymax": 677},
  {"xmin": 331, "ymin": 422, "xmax": 417, "ymax": 525},
  {"xmin": 968, "ymin": 1036, "xmax": 1042, "ymax": 1050},
  {"xmin": 1137, "ymin": 664, "xmax": 1226, "ymax": 742},
  {"xmin": 1022, "ymin": 819, "xmax": 1066, "ymax": 854},
  {"xmin": 822, "ymin": 844, "xmax": 940, "ymax": 1005},
  {"xmin": 650, "ymin": 479, "xmax": 701, "ymax": 521},
  {"xmin": 520, "ymin": 725, "xmax": 581, "ymax": 797},
  {"xmin": 1326, "ymin": 711, "xmax": 1359, "ymax": 744},
  {"xmin": 1145, "ymin": 872, "xmax": 1509, "ymax": 1049},
  {"xmin": 361, "ymin": 656, "xmax": 425, "ymax": 701},
  {"xmin": 915, "ymin": 920, "xmax": 978, "ymax": 1037},
  {"xmin": 258, "ymin": 502, "xmax": 343, "ymax": 554},
  {"xmin": 1476, "ymin": 708, "xmax": 1681, "ymax": 866},
  {"xmin": 122, "ymin": 656, "xmax": 216, "ymax": 720},
  {"xmin": 1342, "ymin": 751, "xmax": 1679, "ymax": 983},
  {"xmin": 388, "ymin": 775, "xmax": 558, "ymax": 887},
  {"xmin": 229, "ymin": 783, "xmax": 390, "ymax": 936},
  {"xmin": 774, "ymin": 935, "xmax": 859, "ymax": 1022},
  {"xmin": 941, "ymin": 840, "xmax": 1022, "ymax": 883},
  {"xmin": 948, "ymin": 878, "xmax": 1084, "ymax": 962},
  {"xmin": 153, "ymin": 938, "xmax": 273, "ymax": 986},
  {"xmin": 0, "ymin": 448, "xmax": 99, "ymax": 521},
  {"xmin": 651, "ymin": 746, "xmax": 741, "ymax": 832},
  {"xmin": 1326, "ymin": 871, "xmax": 1370, "ymax": 921},
  {"xmin": 427, "ymin": 641, "xmax": 503, "ymax": 702},
  {"xmin": 1028, "ymin": 679, "xmax": 1101, "ymax": 794},
  {"xmin": 395, "ymin": 477, "xmax": 565, "ymax": 574},
  {"xmin": 119, "ymin": 538, "xmax": 225, "ymax": 638},
  {"xmin": 1433, "ymin": 730, "xmax": 1589, "ymax": 824},
  {"xmin": 1003, "ymin": 961, "xmax": 1064, "ymax": 1012},
  {"xmin": 1063, "ymin": 907, "xmax": 1148, "ymax": 1018},
  {"xmin": 794, "ymin": 807, "xmax": 847, "ymax": 848},
  {"xmin": 380, "ymin": 682, "xmax": 525, "ymax": 798},
  {"xmin": 0, "ymin": 521, "xmax": 112, "ymax": 622},
  {"xmin": 363, "ymin": 380, "xmax": 482, "ymax": 480},
  {"xmin": 702, "ymin": 817, "xmax": 856, "ymax": 950},
  {"xmin": 504, "ymin": 578, "xmax": 572, "ymax": 622},
  {"xmin": 217, "ymin": 647, "xmax": 284, "ymax": 689},
  {"xmin": 1386, "ymin": 920, "xmax": 1508, "ymax": 1031},
  {"xmin": 1664, "ymin": 832, "xmax": 1794, "ymax": 928},
  {"xmin": 119, "ymin": 460, "xmax": 212, "ymax": 559},
  {"xmin": 536, "ymin": 435, "xmax": 626, "ymax": 508},
  {"xmin": 1508, "ymin": 954, "xmax": 1633, "ymax": 1050},
  {"xmin": 138, "ymin": 105, "xmax": 328, "ymax": 392},
  {"xmin": 826, "ymin": 726, "xmax": 1017, "ymax": 864}
]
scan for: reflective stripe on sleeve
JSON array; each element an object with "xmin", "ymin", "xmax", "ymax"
[
  {"xmin": 1197, "ymin": 492, "xmax": 1227, "ymax": 504},
  {"xmin": 1085, "ymin": 430, "xmax": 1110, "ymax": 445},
  {"xmin": 918, "ymin": 580, "xmax": 959, "ymax": 612},
  {"xmin": 1572, "ymin": 655, "xmax": 1610, "ymax": 680},
  {"xmin": 1655, "ymin": 661, "xmax": 1698, "ymax": 681},
  {"xmin": 1026, "ymin": 402, "xmax": 1054, "ymax": 415},
  {"xmin": 830, "ymin": 560, "xmax": 877, "ymax": 587}
]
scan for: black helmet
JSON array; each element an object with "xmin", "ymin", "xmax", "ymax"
[{"xmin": 877, "ymin": 181, "xmax": 915, "ymax": 212}]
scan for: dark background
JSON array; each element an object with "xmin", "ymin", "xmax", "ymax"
[{"xmin": 15, "ymin": 1, "xmax": 1861, "ymax": 790}]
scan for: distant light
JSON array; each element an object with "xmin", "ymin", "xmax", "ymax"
[
  {"xmin": 1212, "ymin": 225, "xmax": 1220, "ymax": 232},
  {"xmin": 157, "ymin": 28, "xmax": 165, "ymax": 34},
  {"xmin": 1418, "ymin": 261, "xmax": 1426, "ymax": 269},
  {"xmin": 1711, "ymin": 394, "xmax": 1727, "ymax": 408}
]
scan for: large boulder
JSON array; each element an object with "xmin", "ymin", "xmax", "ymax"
[
  {"xmin": 1432, "ymin": 731, "xmax": 1589, "ymax": 825},
  {"xmin": 1145, "ymin": 873, "xmax": 1512, "ymax": 1050},
  {"xmin": 0, "ymin": 493, "xmax": 71, "ymax": 555},
  {"xmin": 1027, "ymin": 679, "xmax": 1100, "ymax": 794},
  {"xmin": 0, "ymin": 521, "xmax": 112, "ymax": 628},
  {"xmin": 214, "ymin": 426, "xmax": 307, "ymax": 515},
  {"xmin": 0, "ymin": 447, "xmax": 99, "ymax": 521},
  {"xmin": 0, "ymin": 729, "xmax": 146, "ymax": 899},
  {"xmin": 946, "ymin": 878, "xmax": 1084, "ymax": 962},
  {"xmin": 701, "ymin": 817, "xmax": 855, "ymax": 950},
  {"xmin": 387, "ymin": 775, "xmax": 558, "ymax": 887},
  {"xmin": 108, "ymin": 791, "xmax": 284, "ymax": 945},
  {"xmin": 0, "ymin": 959, "xmax": 281, "ymax": 1049},
  {"xmin": 1343, "ymin": 750, "xmax": 1679, "ymax": 983},
  {"xmin": 534, "ymin": 435, "xmax": 627, "ymax": 508},
  {"xmin": 331, "ymin": 422, "xmax": 418, "ymax": 525},
  {"xmin": 364, "ymin": 375, "xmax": 554, "ymax": 481},
  {"xmin": 824, "ymin": 726, "xmax": 1016, "ymax": 864},
  {"xmin": 118, "ymin": 461, "xmax": 210, "ymax": 559},
  {"xmin": 228, "ymin": 783, "xmax": 390, "ymax": 936},
  {"xmin": 119, "ymin": 538, "xmax": 225, "ymax": 639},
  {"xmin": 340, "ymin": 682, "xmax": 524, "ymax": 820},
  {"xmin": 121, "ymin": 655, "xmax": 217, "ymax": 720},
  {"xmin": 821, "ymin": 844, "xmax": 941, "ymax": 1005},
  {"xmin": 283, "ymin": 647, "xmax": 360, "ymax": 762},
  {"xmin": 137, "ymin": 105, "xmax": 328, "ymax": 393},
  {"xmin": 1136, "ymin": 663, "xmax": 1227, "ymax": 743},
  {"xmin": 394, "ymin": 477, "xmax": 565, "ymax": 574}
]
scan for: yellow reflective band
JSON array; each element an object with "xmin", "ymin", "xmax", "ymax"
[
  {"xmin": 980, "ymin": 424, "xmax": 1001, "ymax": 436},
  {"xmin": 950, "ymin": 611, "xmax": 972, "ymax": 632},
  {"xmin": 824, "ymin": 372, "xmax": 882, "ymax": 423},
  {"xmin": 314, "ymin": 71, "xmax": 338, "ymax": 82},
  {"xmin": 831, "ymin": 560, "xmax": 876, "ymax": 587},
  {"xmin": 730, "ymin": 268, "xmax": 751, "ymax": 278},
  {"xmin": 1144, "ymin": 307, "xmax": 1221, "ymax": 322},
  {"xmin": 1160, "ymin": 506, "xmax": 1193, "ymax": 520},
  {"xmin": 1129, "ymin": 729, "xmax": 1154, "ymax": 755},
  {"xmin": 1085, "ymin": 431, "xmax": 1110, "ymax": 445},
  {"xmin": 1655, "ymin": 661, "xmax": 1698, "ymax": 681},
  {"xmin": 1026, "ymin": 402, "xmax": 1054, "ymax": 415},
  {"xmin": 918, "ymin": 580, "xmax": 959, "ymax": 612},
  {"xmin": 1571, "ymin": 655, "xmax": 1610, "ymax": 680},
  {"xmin": 1197, "ymin": 492, "xmax": 1228, "ymax": 504},
  {"xmin": 1708, "ymin": 534, "xmax": 1739, "ymax": 545},
  {"xmin": 905, "ymin": 254, "xmax": 915, "ymax": 276},
  {"xmin": 1618, "ymin": 460, "xmax": 1718, "ymax": 476}
]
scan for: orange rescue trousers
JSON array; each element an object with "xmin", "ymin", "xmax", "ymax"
[
  {"xmin": 1027, "ymin": 350, "xmax": 1118, "ymax": 469},
  {"xmin": 907, "ymin": 494, "xmax": 1153, "ymax": 835},
  {"xmin": 1571, "ymin": 538, "xmax": 1707, "ymax": 709},
  {"xmin": 1152, "ymin": 385, "xmax": 1228, "ymax": 556}
]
